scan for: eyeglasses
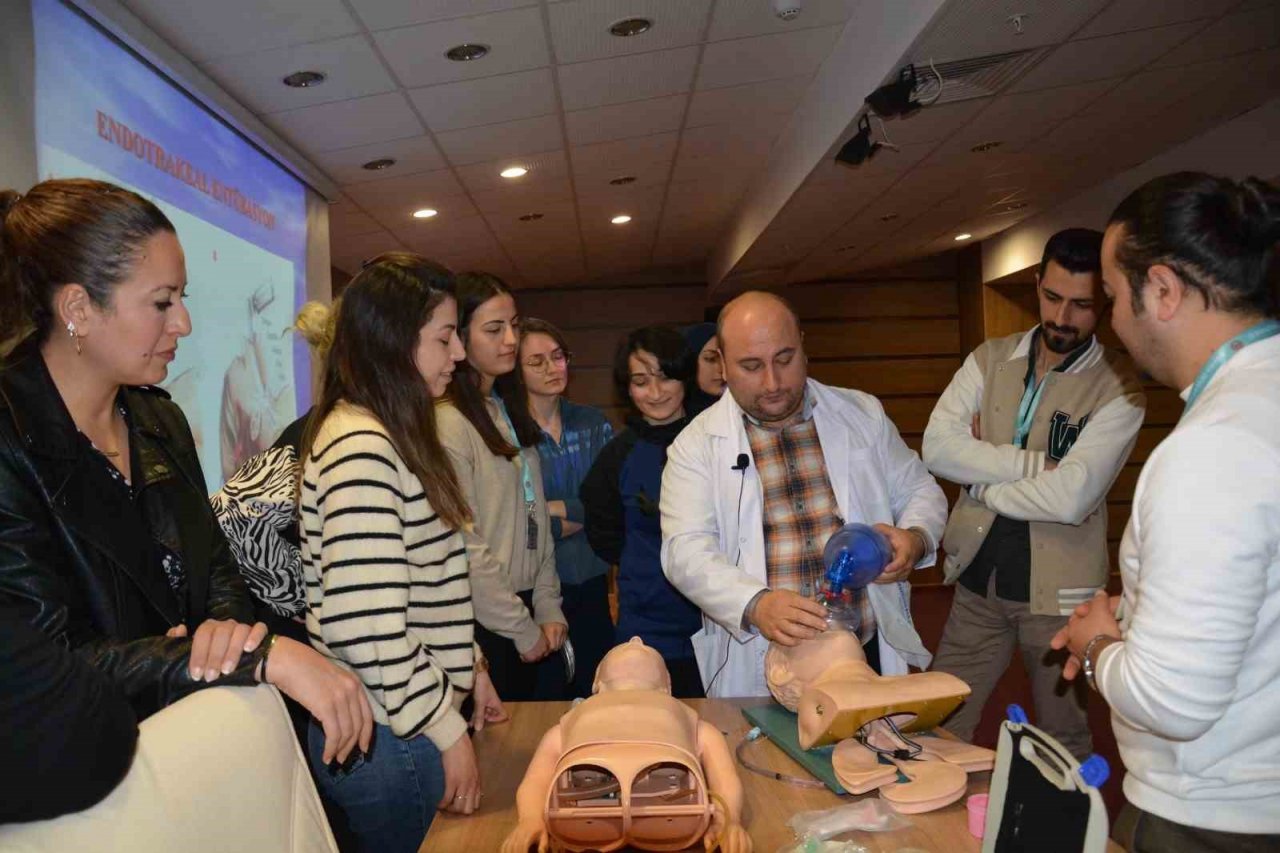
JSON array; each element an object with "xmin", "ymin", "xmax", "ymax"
[{"xmin": 523, "ymin": 349, "xmax": 569, "ymax": 372}]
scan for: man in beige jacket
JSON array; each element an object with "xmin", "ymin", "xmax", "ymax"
[{"xmin": 922, "ymin": 228, "xmax": 1145, "ymax": 758}]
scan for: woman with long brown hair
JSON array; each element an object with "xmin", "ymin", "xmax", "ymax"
[
  {"xmin": 0, "ymin": 178, "xmax": 371, "ymax": 796},
  {"xmin": 297, "ymin": 252, "xmax": 505, "ymax": 851},
  {"xmin": 436, "ymin": 272, "xmax": 566, "ymax": 702}
]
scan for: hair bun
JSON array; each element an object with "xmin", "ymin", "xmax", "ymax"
[
  {"xmin": 1237, "ymin": 177, "xmax": 1280, "ymax": 250},
  {"xmin": 0, "ymin": 189, "xmax": 21, "ymax": 221}
]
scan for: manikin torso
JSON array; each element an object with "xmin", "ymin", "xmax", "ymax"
[{"xmin": 765, "ymin": 626, "xmax": 970, "ymax": 748}]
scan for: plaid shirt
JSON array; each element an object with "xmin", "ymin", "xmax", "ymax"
[{"xmin": 745, "ymin": 406, "xmax": 877, "ymax": 643}]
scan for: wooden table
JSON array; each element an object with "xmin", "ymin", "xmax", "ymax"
[{"xmin": 423, "ymin": 698, "xmax": 1024, "ymax": 852}]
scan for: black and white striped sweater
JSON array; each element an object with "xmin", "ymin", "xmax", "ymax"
[{"xmin": 301, "ymin": 402, "xmax": 474, "ymax": 749}]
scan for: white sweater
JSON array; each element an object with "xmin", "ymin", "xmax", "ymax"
[
  {"xmin": 301, "ymin": 403, "xmax": 474, "ymax": 751},
  {"xmin": 1097, "ymin": 334, "xmax": 1280, "ymax": 833}
]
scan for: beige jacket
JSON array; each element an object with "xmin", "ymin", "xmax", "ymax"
[
  {"xmin": 923, "ymin": 329, "xmax": 1145, "ymax": 615},
  {"xmin": 437, "ymin": 399, "xmax": 563, "ymax": 654}
]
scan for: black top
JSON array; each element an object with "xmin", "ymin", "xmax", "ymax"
[
  {"xmin": 0, "ymin": 601, "xmax": 138, "ymax": 823},
  {"xmin": 0, "ymin": 336, "xmax": 258, "ymax": 720}
]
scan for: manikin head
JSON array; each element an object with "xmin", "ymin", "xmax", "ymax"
[
  {"xmin": 765, "ymin": 626, "xmax": 870, "ymax": 711},
  {"xmin": 593, "ymin": 637, "xmax": 673, "ymax": 694}
]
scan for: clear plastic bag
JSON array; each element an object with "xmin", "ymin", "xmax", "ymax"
[
  {"xmin": 775, "ymin": 840, "xmax": 869, "ymax": 853},
  {"xmin": 786, "ymin": 798, "xmax": 911, "ymax": 841}
]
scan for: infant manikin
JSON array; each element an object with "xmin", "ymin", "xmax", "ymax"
[
  {"xmin": 501, "ymin": 638, "xmax": 751, "ymax": 853},
  {"xmin": 765, "ymin": 623, "xmax": 991, "ymax": 814}
]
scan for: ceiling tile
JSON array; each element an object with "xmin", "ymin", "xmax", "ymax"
[
  {"xmin": 327, "ymin": 198, "xmax": 383, "ymax": 238},
  {"xmin": 312, "ymin": 135, "xmax": 447, "ymax": 184},
  {"xmin": 908, "ymin": 0, "xmax": 1112, "ymax": 64},
  {"xmin": 565, "ymin": 95, "xmax": 688, "ymax": 145},
  {"xmin": 391, "ymin": 215, "xmax": 503, "ymax": 256},
  {"xmin": 435, "ymin": 114, "xmax": 565, "ymax": 165},
  {"xmin": 330, "ymin": 229, "xmax": 405, "ymax": 273},
  {"xmin": 570, "ymin": 132, "xmax": 680, "ymax": 183},
  {"xmin": 469, "ymin": 178, "xmax": 576, "ymax": 215},
  {"xmin": 1149, "ymin": 4, "xmax": 1280, "ymax": 68},
  {"xmin": 347, "ymin": 0, "xmax": 536, "ymax": 31},
  {"xmin": 120, "ymin": 0, "xmax": 359, "ymax": 63},
  {"xmin": 201, "ymin": 36, "xmax": 397, "ymax": 115},
  {"xmin": 686, "ymin": 74, "xmax": 812, "ymax": 127},
  {"xmin": 267, "ymin": 92, "xmax": 423, "ymax": 153},
  {"xmin": 1008, "ymin": 21, "xmax": 1206, "ymax": 93},
  {"xmin": 868, "ymin": 98, "xmax": 990, "ymax": 146},
  {"xmin": 342, "ymin": 169, "xmax": 468, "ymax": 219},
  {"xmin": 410, "ymin": 67, "xmax": 557, "ymax": 132},
  {"xmin": 707, "ymin": 0, "xmax": 857, "ymax": 42},
  {"xmin": 548, "ymin": 0, "xmax": 712, "ymax": 63},
  {"xmin": 677, "ymin": 121, "xmax": 780, "ymax": 161},
  {"xmin": 455, "ymin": 150, "xmax": 571, "ymax": 193},
  {"xmin": 696, "ymin": 25, "xmax": 843, "ymax": 91},
  {"xmin": 1077, "ymin": 0, "xmax": 1245, "ymax": 38},
  {"xmin": 670, "ymin": 148, "xmax": 770, "ymax": 183},
  {"xmin": 373, "ymin": 6, "xmax": 551, "ymax": 88},
  {"xmin": 928, "ymin": 78, "xmax": 1118, "ymax": 159},
  {"xmin": 557, "ymin": 47, "xmax": 700, "ymax": 110},
  {"xmin": 487, "ymin": 201, "xmax": 580, "ymax": 245},
  {"xmin": 806, "ymin": 140, "xmax": 933, "ymax": 186}
]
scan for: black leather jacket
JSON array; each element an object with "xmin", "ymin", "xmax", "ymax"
[{"xmin": 0, "ymin": 337, "xmax": 258, "ymax": 719}]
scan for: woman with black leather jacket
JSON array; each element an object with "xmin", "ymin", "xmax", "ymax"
[{"xmin": 0, "ymin": 179, "xmax": 371, "ymax": 780}]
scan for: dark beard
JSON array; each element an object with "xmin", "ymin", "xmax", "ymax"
[{"xmin": 1042, "ymin": 325, "xmax": 1082, "ymax": 354}]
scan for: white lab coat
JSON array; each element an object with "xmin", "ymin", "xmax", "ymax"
[{"xmin": 660, "ymin": 379, "xmax": 949, "ymax": 698}]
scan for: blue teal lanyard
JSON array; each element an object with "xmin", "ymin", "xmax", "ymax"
[
  {"xmin": 1183, "ymin": 319, "xmax": 1280, "ymax": 414},
  {"xmin": 492, "ymin": 394, "xmax": 536, "ymax": 504},
  {"xmin": 1013, "ymin": 371, "xmax": 1050, "ymax": 448}
]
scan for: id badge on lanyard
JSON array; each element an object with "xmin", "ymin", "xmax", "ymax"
[{"xmin": 525, "ymin": 501, "xmax": 538, "ymax": 550}]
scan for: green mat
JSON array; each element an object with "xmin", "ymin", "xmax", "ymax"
[
  {"xmin": 741, "ymin": 704, "xmax": 848, "ymax": 794},
  {"xmin": 741, "ymin": 705, "xmax": 916, "ymax": 795}
]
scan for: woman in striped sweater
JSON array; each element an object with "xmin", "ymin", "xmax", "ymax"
[{"xmin": 299, "ymin": 253, "xmax": 505, "ymax": 853}]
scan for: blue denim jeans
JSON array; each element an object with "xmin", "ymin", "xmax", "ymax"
[{"xmin": 306, "ymin": 720, "xmax": 445, "ymax": 853}]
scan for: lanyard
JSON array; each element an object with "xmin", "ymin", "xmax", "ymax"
[
  {"xmin": 492, "ymin": 394, "xmax": 536, "ymax": 505},
  {"xmin": 1013, "ymin": 370, "xmax": 1050, "ymax": 449},
  {"xmin": 1183, "ymin": 319, "xmax": 1280, "ymax": 414}
]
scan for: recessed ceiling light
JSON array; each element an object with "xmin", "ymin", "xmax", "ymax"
[
  {"xmin": 611, "ymin": 214, "xmax": 632, "ymax": 225},
  {"xmin": 500, "ymin": 166, "xmax": 528, "ymax": 179},
  {"xmin": 609, "ymin": 175, "xmax": 637, "ymax": 186},
  {"xmin": 954, "ymin": 232, "xmax": 973, "ymax": 241},
  {"xmin": 609, "ymin": 17, "xmax": 652, "ymax": 37},
  {"xmin": 361, "ymin": 158, "xmax": 396, "ymax": 171},
  {"xmin": 878, "ymin": 213, "xmax": 900, "ymax": 222},
  {"xmin": 970, "ymin": 141, "xmax": 1002, "ymax": 153},
  {"xmin": 519, "ymin": 213, "xmax": 544, "ymax": 222},
  {"xmin": 413, "ymin": 208, "xmax": 439, "ymax": 219},
  {"xmin": 282, "ymin": 70, "xmax": 325, "ymax": 88},
  {"xmin": 445, "ymin": 43, "xmax": 489, "ymax": 62}
]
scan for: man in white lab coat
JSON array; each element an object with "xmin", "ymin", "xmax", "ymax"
[{"xmin": 660, "ymin": 291, "xmax": 948, "ymax": 698}]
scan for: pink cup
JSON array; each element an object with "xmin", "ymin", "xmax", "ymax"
[{"xmin": 967, "ymin": 793, "xmax": 990, "ymax": 838}]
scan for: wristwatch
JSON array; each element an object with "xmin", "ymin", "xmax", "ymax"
[{"xmin": 1081, "ymin": 634, "xmax": 1118, "ymax": 692}]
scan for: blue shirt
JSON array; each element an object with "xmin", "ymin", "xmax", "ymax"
[{"xmin": 534, "ymin": 398, "xmax": 614, "ymax": 586}]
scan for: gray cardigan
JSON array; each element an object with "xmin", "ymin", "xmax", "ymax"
[{"xmin": 437, "ymin": 399, "xmax": 563, "ymax": 654}]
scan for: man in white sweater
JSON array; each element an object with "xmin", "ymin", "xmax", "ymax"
[{"xmin": 1052, "ymin": 171, "xmax": 1280, "ymax": 850}]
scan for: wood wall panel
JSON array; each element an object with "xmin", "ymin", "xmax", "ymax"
[
  {"xmin": 808, "ymin": 357, "xmax": 963, "ymax": 397},
  {"xmin": 788, "ymin": 280, "xmax": 959, "ymax": 319},
  {"xmin": 517, "ymin": 285, "xmax": 706, "ymax": 330},
  {"xmin": 802, "ymin": 317, "xmax": 961, "ymax": 358}
]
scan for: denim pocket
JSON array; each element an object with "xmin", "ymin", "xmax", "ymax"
[{"xmin": 327, "ymin": 751, "xmax": 367, "ymax": 783}]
